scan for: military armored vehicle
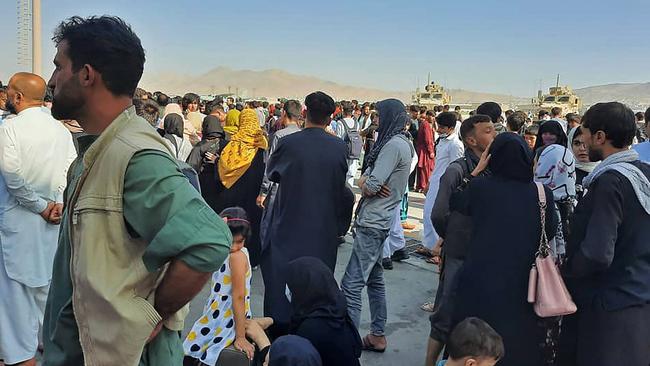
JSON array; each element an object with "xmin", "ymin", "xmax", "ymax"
[{"xmin": 412, "ymin": 80, "xmax": 451, "ymax": 109}]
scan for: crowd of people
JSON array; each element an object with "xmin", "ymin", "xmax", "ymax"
[{"xmin": 0, "ymin": 14, "xmax": 649, "ymax": 366}]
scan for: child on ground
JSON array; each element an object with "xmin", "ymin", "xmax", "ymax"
[
  {"xmin": 436, "ymin": 317, "xmax": 504, "ymax": 366},
  {"xmin": 184, "ymin": 207, "xmax": 255, "ymax": 365}
]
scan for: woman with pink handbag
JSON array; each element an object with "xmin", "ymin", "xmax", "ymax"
[{"xmin": 448, "ymin": 133, "xmax": 558, "ymax": 366}]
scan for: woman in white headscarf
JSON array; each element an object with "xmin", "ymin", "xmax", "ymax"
[
  {"xmin": 534, "ymin": 127, "xmax": 576, "ymax": 260},
  {"xmin": 567, "ymin": 126, "xmax": 599, "ymax": 202}
]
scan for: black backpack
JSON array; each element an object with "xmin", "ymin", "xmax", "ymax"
[{"xmin": 341, "ymin": 119, "xmax": 363, "ymax": 159}]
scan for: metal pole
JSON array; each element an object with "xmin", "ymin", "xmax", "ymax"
[{"xmin": 32, "ymin": 0, "xmax": 42, "ymax": 76}]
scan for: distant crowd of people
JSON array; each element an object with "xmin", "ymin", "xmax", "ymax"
[{"xmin": 1, "ymin": 14, "xmax": 650, "ymax": 366}]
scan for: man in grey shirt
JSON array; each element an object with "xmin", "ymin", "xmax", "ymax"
[
  {"xmin": 341, "ymin": 99, "xmax": 413, "ymax": 352},
  {"xmin": 257, "ymin": 100, "xmax": 302, "ymax": 247}
]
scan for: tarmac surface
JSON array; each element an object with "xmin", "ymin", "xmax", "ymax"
[{"xmin": 184, "ymin": 190, "xmax": 440, "ymax": 366}]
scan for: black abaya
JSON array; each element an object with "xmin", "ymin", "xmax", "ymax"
[
  {"xmin": 214, "ymin": 148, "xmax": 265, "ymax": 266},
  {"xmin": 450, "ymin": 133, "xmax": 559, "ymax": 366}
]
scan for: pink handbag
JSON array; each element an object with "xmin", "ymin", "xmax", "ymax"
[{"xmin": 527, "ymin": 182, "xmax": 577, "ymax": 318}]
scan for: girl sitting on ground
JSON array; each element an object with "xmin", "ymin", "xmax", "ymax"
[{"xmin": 183, "ymin": 207, "xmax": 255, "ymax": 365}]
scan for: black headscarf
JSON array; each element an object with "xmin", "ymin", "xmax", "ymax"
[
  {"xmin": 269, "ymin": 335, "xmax": 322, "ymax": 366},
  {"xmin": 186, "ymin": 116, "xmax": 227, "ymax": 173},
  {"xmin": 488, "ymin": 132, "xmax": 534, "ymax": 182},
  {"xmin": 364, "ymin": 99, "xmax": 409, "ymax": 170},
  {"xmin": 533, "ymin": 119, "xmax": 568, "ymax": 151},
  {"xmin": 286, "ymin": 257, "xmax": 348, "ymax": 332},
  {"xmin": 202, "ymin": 115, "xmax": 225, "ymax": 140},
  {"xmin": 162, "ymin": 113, "xmax": 184, "ymax": 151}
]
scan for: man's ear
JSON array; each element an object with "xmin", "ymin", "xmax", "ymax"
[
  {"xmin": 465, "ymin": 136, "xmax": 477, "ymax": 148},
  {"xmin": 594, "ymin": 130, "xmax": 607, "ymax": 146},
  {"xmin": 464, "ymin": 357, "xmax": 478, "ymax": 366},
  {"xmin": 78, "ymin": 64, "xmax": 97, "ymax": 88}
]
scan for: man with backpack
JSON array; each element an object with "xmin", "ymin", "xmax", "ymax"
[{"xmin": 336, "ymin": 101, "xmax": 363, "ymax": 186}]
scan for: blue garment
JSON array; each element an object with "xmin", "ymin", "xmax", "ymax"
[{"xmin": 633, "ymin": 142, "xmax": 650, "ymax": 163}]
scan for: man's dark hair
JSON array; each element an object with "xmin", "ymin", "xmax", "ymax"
[
  {"xmin": 565, "ymin": 112, "xmax": 580, "ymax": 125},
  {"xmin": 506, "ymin": 111, "xmax": 527, "ymax": 133},
  {"xmin": 52, "ymin": 16, "xmax": 145, "ymax": 97},
  {"xmin": 645, "ymin": 107, "xmax": 650, "ymax": 127},
  {"xmin": 524, "ymin": 124, "xmax": 539, "ymax": 136},
  {"xmin": 409, "ymin": 105, "xmax": 419, "ymax": 113},
  {"xmin": 304, "ymin": 91, "xmax": 335, "ymax": 126},
  {"xmin": 171, "ymin": 96, "xmax": 182, "ymax": 104},
  {"xmin": 454, "ymin": 105, "xmax": 461, "ymax": 111},
  {"xmin": 443, "ymin": 104, "xmax": 450, "ymax": 111},
  {"xmin": 447, "ymin": 317, "xmax": 504, "ymax": 361},
  {"xmin": 504, "ymin": 109, "xmax": 514, "ymax": 118},
  {"xmin": 134, "ymin": 99, "xmax": 160, "ymax": 127},
  {"xmin": 182, "ymin": 93, "xmax": 200, "ymax": 111},
  {"xmin": 460, "ymin": 114, "xmax": 492, "ymax": 141},
  {"xmin": 235, "ymin": 103, "xmax": 244, "ymax": 112},
  {"xmin": 341, "ymin": 101, "xmax": 354, "ymax": 116},
  {"xmin": 476, "ymin": 102, "xmax": 502, "ymax": 124},
  {"xmin": 284, "ymin": 100, "xmax": 302, "ymax": 120},
  {"xmin": 426, "ymin": 110, "xmax": 435, "ymax": 117},
  {"xmin": 582, "ymin": 102, "xmax": 636, "ymax": 148},
  {"xmin": 551, "ymin": 106, "xmax": 563, "ymax": 117},
  {"xmin": 419, "ymin": 106, "xmax": 428, "ymax": 114},
  {"xmin": 437, "ymin": 112, "xmax": 457, "ymax": 128},
  {"xmin": 538, "ymin": 109, "xmax": 549, "ymax": 119},
  {"xmin": 156, "ymin": 93, "xmax": 169, "ymax": 107},
  {"xmin": 635, "ymin": 111, "xmax": 644, "ymax": 122},
  {"xmin": 205, "ymin": 100, "xmax": 224, "ymax": 115}
]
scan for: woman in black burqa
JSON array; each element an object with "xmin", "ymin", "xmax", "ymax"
[
  {"xmin": 286, "ymin": 257, "xmax": 362, "ymax": 366},
  {"xmin": 449, "ymin": 133, "xmax": 558, "ymax": 366},
  {"xmin": 186, "ymin": 115, "xmax": 228, "ymax": 211}
]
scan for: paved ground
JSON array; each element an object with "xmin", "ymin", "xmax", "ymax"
[{"xmin": 184, "ymin": 190, "xmax": 440, "ymax": 366}]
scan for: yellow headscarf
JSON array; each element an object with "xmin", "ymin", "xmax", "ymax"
[
  {"xmin": 218, "ymin": 109, "xmax": 268, "ymax": 188},
  {"xmin": 224, "ymin": 109, "xmax": 241, "ymax": 135}
]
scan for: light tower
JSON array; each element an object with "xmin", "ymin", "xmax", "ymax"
[{"xmin": 17, "ymin": 0, "xmax": 42, "ymax": 76}]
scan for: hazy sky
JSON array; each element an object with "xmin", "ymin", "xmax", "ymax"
[{"xmin": 1, "ymin": 0, "xmax": 649, "ymax": 96}]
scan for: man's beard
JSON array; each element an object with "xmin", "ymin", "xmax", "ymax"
[
  {"xmin": 4, "ymin": 99, "xmax": 17, "ymax": 115},
  {"xmin": 50, "ymin": 80, "xmax": 84, "ymax": 121},
  {"xmin": 588, "ymin": 146, "xmax": 604, "ymax": 162}
]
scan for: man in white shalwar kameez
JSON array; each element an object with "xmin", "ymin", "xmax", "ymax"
[
  {"xmin": 422, "ymin": 112, "xmax": 464, "ymax": 250},
  {"xmin": 0, "ymin": 73, "xmax": 76, "ymax": 365}
]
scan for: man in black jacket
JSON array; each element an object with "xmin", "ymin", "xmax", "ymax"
[
  {"xmin": 559, "ymin": 102, "xmax": 650, "ymax": 366},
  {"xmin": 424, "ymin": 114, "xmax": 496, "ymax": 366}
]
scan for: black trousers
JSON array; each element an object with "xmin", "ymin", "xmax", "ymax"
[{"xmin": 558, "ymin": 301, "xmax": 650, "ymax": 366}]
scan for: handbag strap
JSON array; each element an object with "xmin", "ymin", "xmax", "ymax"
[{"xmin": 534, "ymin": 182, "xmax": 551, "ymax": 258}]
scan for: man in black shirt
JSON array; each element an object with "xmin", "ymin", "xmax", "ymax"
[{"xmin": 559, "ymin": 102, "xmax": 650, "ymax": 366}]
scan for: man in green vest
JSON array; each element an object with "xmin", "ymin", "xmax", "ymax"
[{"xmin": 41, "ymin": 15, "xmax": 233, "ymax": 366}]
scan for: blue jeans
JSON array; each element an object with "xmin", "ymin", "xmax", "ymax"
[{"xmin": 341, "ymin": 226, "xmax": 389, "ymax": 336}]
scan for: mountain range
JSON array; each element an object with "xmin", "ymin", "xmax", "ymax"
[{"xmin": 139, "ymin": 66, "xmax": 650, "ymax": 108}]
